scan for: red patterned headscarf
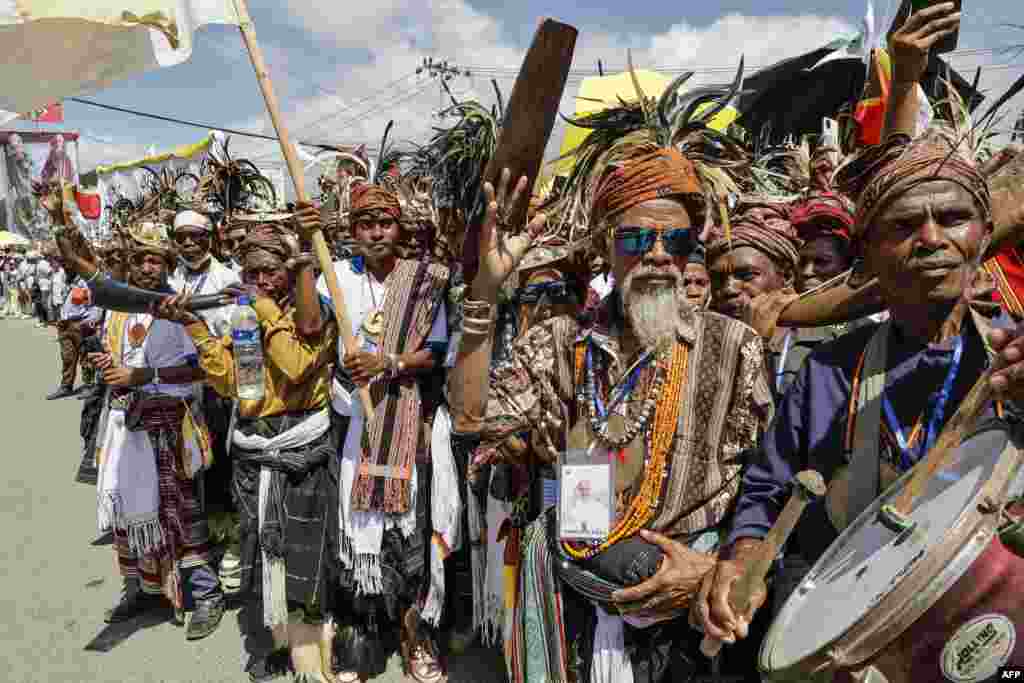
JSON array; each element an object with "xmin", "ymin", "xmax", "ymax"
[
  {"xmin": 592, "ymin": 148, "xmax": 703, "ymax": 223},
  {"xmin": 707, "ymin": 202, "xmax": 802, "ymax": 274},
  {"xmin": 790, "ymin": 192, "xmax": 855, "ymax": 243},
  {"xmin": 836, "ymin": 130, "xmax": 991, "ymax": 241},
  {"xmin": 350, "ymin": 183, "xmax": 402, "ymax": 222}
]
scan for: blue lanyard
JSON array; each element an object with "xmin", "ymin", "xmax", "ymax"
[
  {"xmin": 185, "ymin": 268, "xmax": 210, "ymax": 296},
  {"xmin": 881, "ymin": 336, "xmax": 964, "ymax": 470},
  {"xmin": 586, "ymin": 342, "xmax": 655, "ymax": 420},
  {"xmin": 775, "ymin": 330, "xmax": 793, "ymax": 394}
]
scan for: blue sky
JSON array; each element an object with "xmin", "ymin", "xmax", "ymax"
[{"xmin": 8, "ymin": 0, "xmax": 1024, "ymax": 174}]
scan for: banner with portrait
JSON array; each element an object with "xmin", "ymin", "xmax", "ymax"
[{"xmin": 0, "ymin": 130, "xmax": 80, "ymax": 240}]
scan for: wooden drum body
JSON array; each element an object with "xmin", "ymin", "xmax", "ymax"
[{"xmin": 760, "ymin": 419, "xmax": 1024, "ymax": 683}]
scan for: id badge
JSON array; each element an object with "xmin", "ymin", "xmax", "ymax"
[{"xmin": 558, "ymin": 437, "xmax": 615, "ymax": 543}]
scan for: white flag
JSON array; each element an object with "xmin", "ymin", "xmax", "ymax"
[{"xmin": 0, "ymin": 0, "xmax": 240, "ymax": 116}]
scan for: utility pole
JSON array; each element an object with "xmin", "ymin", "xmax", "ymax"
[{"xmin": 416, "ymin": 57, "xmax": 471, "ymax": 113}]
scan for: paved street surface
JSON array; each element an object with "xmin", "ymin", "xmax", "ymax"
[{"xmin": 0, "ymin": 318, "xmax": 505, "ymax": 683}]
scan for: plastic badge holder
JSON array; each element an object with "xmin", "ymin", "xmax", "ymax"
[{"xmin": 557, "ymin": 441, "xmax": 615, "ymax": 543}]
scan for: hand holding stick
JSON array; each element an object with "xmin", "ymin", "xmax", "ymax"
[
  {"xmin": 700, "ymin": 470, "xmax": 827, "ymax": 658},
  {"xmin": 883, "ymin": 371, "xmax": 992, "ymax": 527},
  {"xmin": 231, "ymin": 0, "xmax": 373, "ymax": 420}
]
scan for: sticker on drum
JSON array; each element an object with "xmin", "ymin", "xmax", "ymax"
[{"xmin": 940, "ymin": 614, "xmax": 1016, "ymax": 682}]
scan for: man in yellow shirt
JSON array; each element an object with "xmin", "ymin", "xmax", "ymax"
[{"xmin": 158, "ymin": 212, "xmax": 339, "ymax": 683}]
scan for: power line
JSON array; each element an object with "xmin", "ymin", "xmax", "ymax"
[
  {"xmin": 461, "ymin": 44, "xmax": 1024, "ymax": 77},
  {"xmin": 67, "ymin": 97, "xmax": 372, "ymax": 151},
  {"xmin": 246, "ymin": 80, "xmax": 438, "ymax": 162},
  {"xmin": 283, "ymin": 72, "xmax": 421, "ymax": 139}
]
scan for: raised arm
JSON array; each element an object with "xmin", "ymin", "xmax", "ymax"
[
  {"xmin": 883, "ymin": 2, "xmax": 961, "ymax": 139},
  {"xmin": 448, "ymin": 168, "xmax": 546, "ymax": 433}
]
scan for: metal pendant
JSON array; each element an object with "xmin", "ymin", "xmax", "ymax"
[
  {"xmin": 361, "ymin": 309, "xmax": 385, "ymax": 341},
  {"xmin": 606, "ymin": 413, "xmax": 628, "ymax": 443},
  {"xmin": 128, "ymin": 322, "xmax": 148, "ymax": 348}
]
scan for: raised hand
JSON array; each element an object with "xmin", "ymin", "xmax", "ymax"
[
  {"xmin": 51, "ymin": 188, "xmax": 99, "ymax": 280},
  {"xmin": 745, "ymin": 287, "xmax": 799, "ymax": 340},
  {"xmin": 292, "ymin": 201, "xmax": 322, "ymax": 244},
  {"xmin": 889, "ymin": 2, "xmax": 961, "ymax": 85},
  {"xmin": 470, "ymin": 168, "xmax": 547, "ymax": 300}
]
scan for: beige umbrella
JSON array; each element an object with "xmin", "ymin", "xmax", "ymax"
[{"xmin": 0, "ymin": 231, "xmax": 30, "ymax": 248}]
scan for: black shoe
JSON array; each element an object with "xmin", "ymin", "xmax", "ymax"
[
  {"xmin": 186, "ymin": 595, "xmax": 225, "ymax": 641},
  {"xmin": 75, "ymin": 385, "xmax": 100, "ymax": 400},
  {"xmin": 104, "ymin": 590, "xmax": 162, "ymax": 623},
  {"xmin": 46, "ymin": 385, "xmax": 76, "ymax": 400},
  {"xmin": 246, "ymin": 648, "xmax": 292, "ymax": 682}
]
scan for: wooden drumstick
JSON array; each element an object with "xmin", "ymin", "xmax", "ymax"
[
  {"xmin": 700, "ymin": 470, "xmax": 827, "ymax": 658},
  {"xmin": 883, "ymin": 370, "xmax": 994, "ymax": 526}
]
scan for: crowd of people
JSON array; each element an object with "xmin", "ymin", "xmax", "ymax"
[{"xmin": 8, "ymin": 4, "xmax": 1024, "ymax": 682}]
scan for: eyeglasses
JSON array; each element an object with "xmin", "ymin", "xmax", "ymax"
[
  {"xmin": 172, "ymin": 231, "xmax": 210, "ymax": 246},
  {"xmin": 614, "ymin": 226, "xmax": 695, "ymax": 257},
  {"xmin": 516, "ymin": 280, "xmax": 579, "ymax": 305}
]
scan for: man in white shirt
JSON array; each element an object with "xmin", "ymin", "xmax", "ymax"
[
  {"xmin": 0, "ymin": 252, "xmax": 18, "ymax": 317},
  {"xmin": 33, "ymin": 252, "xmax": 53, "ymax": 326},
  {"xmin": 168, "ymin": 210, "xmax": 240, "ymax": 338},
  {"xmin": 46, "ymin": 260, "xmax": 92, "ymax": 400},
  {"xmin": 60, "ymin": 220, "xmax": 226, "ymax": 640},
  {"xmin": 315, "ymin": 182, "xmax": 451, "ymax": 680},
  {"xmin": 167, "ymin": 209, "xmax": 240, "ymax": 581},
  {"xmin": 18, "ymin": 253, "xmax": 36, "ymax": 319}
]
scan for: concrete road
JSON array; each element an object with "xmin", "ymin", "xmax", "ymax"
[{"xmin": 0, "ymin": 318, "xmax": 506, "ymax": 683}]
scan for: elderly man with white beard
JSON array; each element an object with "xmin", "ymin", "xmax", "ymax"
[{"xmin": 448, "ymin": 154, "xmax": 774, "ymax": 682}]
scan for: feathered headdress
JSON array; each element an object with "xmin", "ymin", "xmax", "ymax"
[
  {"xmin": 197, "ymin": 135, "xmax": 278, "ymax": 219},
  {"xmin": 411, "ymin": 82, "xmax": 504, "ymax": 263},
  {"xmin": 548, "ymin": 53, "xmax": 750, "ymax": 248}
]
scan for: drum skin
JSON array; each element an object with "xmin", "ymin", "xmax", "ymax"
[
  {"xmin": 843, "ymin": 536, "xmax": 1024, "ymax": 683},
  {"xmin": 761, "ymin": 419, "xmax": 1024, "ymax": 683}
]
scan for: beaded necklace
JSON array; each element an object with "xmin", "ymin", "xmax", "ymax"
[
  {"xmin": 564, "ymin": 341, "xmax": 688, "ymax": 560},
  {"xmin": 583, "ymin": 343, "xmax": 661, "ymax": 448}
]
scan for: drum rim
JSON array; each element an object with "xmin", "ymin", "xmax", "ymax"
[{"xmin": 759, "ymin": 423, "xmax": 1022, "ymax": 678}]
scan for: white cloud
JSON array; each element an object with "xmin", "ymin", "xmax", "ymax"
[
  {"xmin": 238, "ymin": 1, "xmax": 861, "ymax": 180},
  {"xmin": 76, "ymin": 1, "xmax": 1024, "ymax": 193}
]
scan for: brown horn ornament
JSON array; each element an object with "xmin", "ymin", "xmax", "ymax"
[{"xmin": 778, "ymin": 169, "xmax": 1024, "ymax": 327}]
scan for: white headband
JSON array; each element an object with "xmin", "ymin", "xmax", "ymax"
[{"xmin": 174, "ymin": 210, "xmax": 213, "ymax": 232}]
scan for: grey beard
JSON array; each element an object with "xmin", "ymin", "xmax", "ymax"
[{"xmin": 623, "ymin": 281, "xmax": 684, "ymax": 351}]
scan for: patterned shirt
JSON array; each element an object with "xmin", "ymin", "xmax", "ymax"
[{"xmin": 471, "ymin": 295, "xmax": 774, "ymax": 538}]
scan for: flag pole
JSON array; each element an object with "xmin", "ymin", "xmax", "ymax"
[{"xmin": 231, "ymin": 0, "xmax": 374, "ymax": 421}]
